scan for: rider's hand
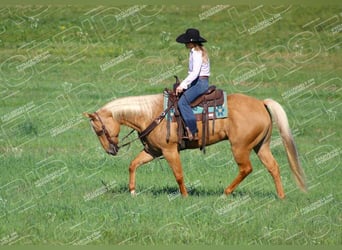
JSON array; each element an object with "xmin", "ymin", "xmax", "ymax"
[{"xmin": 176, "ymin": 86, "xmax": 184, "ymax": 96}]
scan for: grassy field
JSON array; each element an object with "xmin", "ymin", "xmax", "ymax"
[{"xmin": 0, "ymin": 4, "xmax": 341, "ymax": 246}]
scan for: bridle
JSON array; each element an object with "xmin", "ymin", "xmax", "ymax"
[
  {"xmin": 93, "ymin": 112, "xmax": 120, "ymax": 155},
  {"xmin": 91, "ymin": 96, "xmax": 176, "ymax": 156}
]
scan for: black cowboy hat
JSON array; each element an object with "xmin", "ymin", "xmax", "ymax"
[{"xmin": 176, "ymin": 28, "xmax": 207, "ymax": 44}]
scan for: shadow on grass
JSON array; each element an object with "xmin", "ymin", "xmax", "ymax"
[{"xmin": 101, "ymin": 180, "xmax": 278, "ymax": 199}]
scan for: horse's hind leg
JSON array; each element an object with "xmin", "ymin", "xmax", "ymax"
[
  {"xmin": 255, "ymin": 144, "xmax": 285, "ymax": 199},
  {"xmin": 224, "ymin": 147, "xmax": 253, "ymax": 196},
  {"xmin": 128, "ymin": 150, "xmax": 154, "ymax": 196}
]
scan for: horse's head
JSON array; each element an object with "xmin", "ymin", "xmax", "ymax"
[{"xmin": 83, "ymin": 110, "xmax": 120, "ymax": 156}]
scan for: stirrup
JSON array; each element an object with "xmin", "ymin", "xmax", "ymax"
[
  {"xmin": 184, "ymin": 127, "xmax": 198, "ymax": 141},
  {"xmin": 185, "ymin": 127, "xmax": 193, "ymax": 141}
]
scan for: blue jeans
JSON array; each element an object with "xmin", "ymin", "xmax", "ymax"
[{"xmin": 178, "ymin": 77, "xmax": 209, "ymax": 134}]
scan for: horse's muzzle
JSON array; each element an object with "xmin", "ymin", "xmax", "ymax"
[{"xmin": 107, "ymin": 143, "xmax": 119, "ymax": 156}]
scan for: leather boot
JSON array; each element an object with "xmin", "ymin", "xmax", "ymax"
[
  {"xmin": 186, "ymin": 127, "xmax": 194, "ymax": 141},
  {"xmin": 186, "ymin": 127, "xmax": 198, "ymax": 141}
]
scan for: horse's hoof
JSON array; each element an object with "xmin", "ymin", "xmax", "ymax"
[
  {"xmin": 220, "ymin": 193, "xmax": 227, "ymax": 199},
  {"xmin": 130, "ymin": 190, "xmax": 137, "ymax": 197}
]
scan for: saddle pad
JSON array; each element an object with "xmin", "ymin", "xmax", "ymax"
[{"xmin": 163, "ymin": 91, "xmax": 228, "ymax": 120}]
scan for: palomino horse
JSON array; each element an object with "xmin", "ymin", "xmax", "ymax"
[{"xmin": 84, "ymin": 92, "xmax": 306, "ymax": 199}]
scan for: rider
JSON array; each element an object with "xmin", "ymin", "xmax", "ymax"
[{"xmin": 175, "ymin": 28, "xmax": 210, "ymax": 141}]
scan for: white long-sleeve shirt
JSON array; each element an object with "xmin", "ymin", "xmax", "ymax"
[{"xmin": 179, "ymin": 48, "xmax": 210, "ymax": 89}]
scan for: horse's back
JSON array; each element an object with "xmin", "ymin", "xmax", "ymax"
[
  {"xmin": 226, "ymin": 93, "xmax": 271, "ymax": 145},
  {"xmin": 227, "ymin": 93, "xmax": 269, "ymax": 116}
]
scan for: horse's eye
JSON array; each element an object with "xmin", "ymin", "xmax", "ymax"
[{"xmin": 95, "ymin": 130, "xmax": 104, "ymax": 136}]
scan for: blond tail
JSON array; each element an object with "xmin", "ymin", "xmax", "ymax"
[{"xmin": 264, "ymin": 99, "xmax": 307, "ymax": 192}]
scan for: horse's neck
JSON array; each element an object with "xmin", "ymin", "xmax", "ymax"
[{"xmin": 103, "ymin": 94, "xmax": 163, "ymax": 131}]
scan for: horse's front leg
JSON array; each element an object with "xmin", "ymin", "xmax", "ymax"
[
  {"xmin": 162, "ymin": 148, "xmax": 188, "ymax": 197},
  {"xmin": 128, "ymin": 150, "xmax": 154, "ymax": 196}
]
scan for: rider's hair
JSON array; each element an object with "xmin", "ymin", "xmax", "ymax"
[{"xmin": 193, "ymin": 43, "xmax": 209, "ymax": 64}]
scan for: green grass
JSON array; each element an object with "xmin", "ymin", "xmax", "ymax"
[{"xmin": 0, "ymin": 4, "xmax": 341, "ymax": 246}]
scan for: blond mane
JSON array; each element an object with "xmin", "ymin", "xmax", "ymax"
[{"xmin": 101, "ymin": 94, "xmax": 163, "ymax": 121}]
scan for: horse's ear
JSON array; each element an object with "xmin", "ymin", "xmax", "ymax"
[{"xmin": 83, "ymin": 112, "xmax": 95, "ymax": 119}]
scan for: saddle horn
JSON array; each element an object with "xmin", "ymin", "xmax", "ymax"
[
  {"xmin": 174, "ymin": 75, "xmax": 180, "ymax": 84},
  {"xmin": 173, "ymin": 75, "xmax": 180, "ymax": 92}
]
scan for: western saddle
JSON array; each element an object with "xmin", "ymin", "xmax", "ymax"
[{"xmin": 164, "ymin": 76, "xmax": 225, "ymax": 153}]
